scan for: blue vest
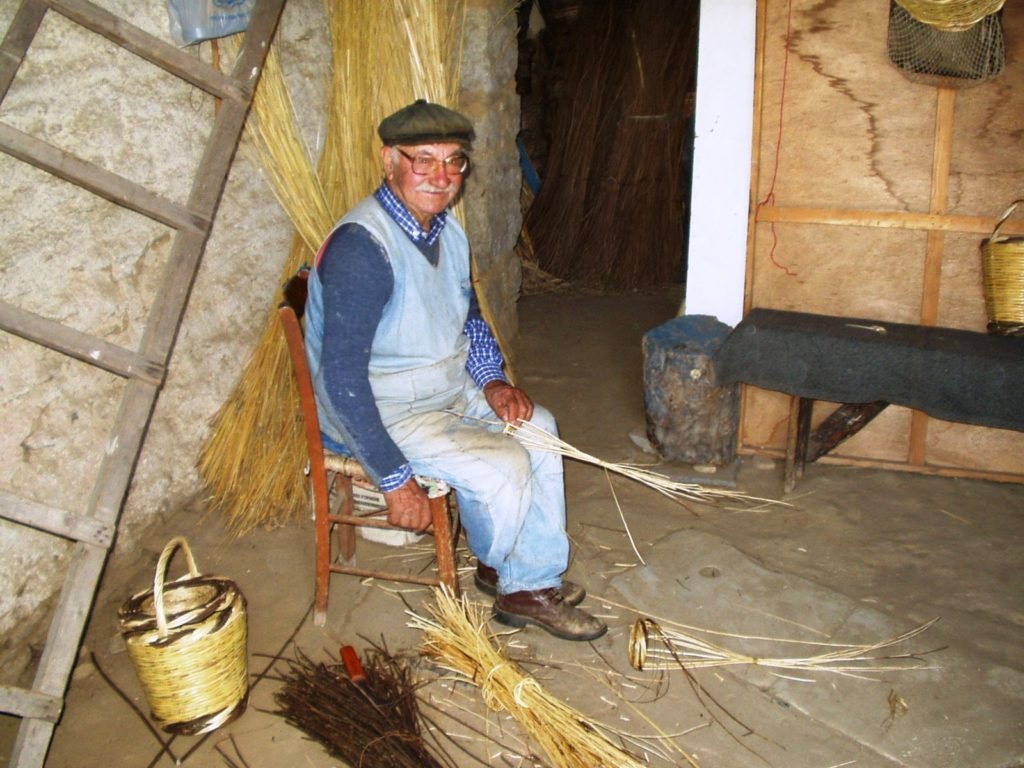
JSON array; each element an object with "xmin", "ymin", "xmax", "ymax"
[{"xmin": 305, "ymin": 197, "xmax": 472, "ymax": 448}]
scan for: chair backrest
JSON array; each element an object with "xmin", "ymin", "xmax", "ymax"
[{"xmin": 278, "ymin": 269, "xmax": 329, "ymax": 475}]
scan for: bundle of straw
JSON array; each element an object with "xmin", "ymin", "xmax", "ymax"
[
  {"xmin": 198, "ymin": 0, "xmax": 475, "ymax": 534},
  {"xmin": 409, "ymin": 588, "xmax": 646, "ymax": 768},
  {"xmin": 629, "ymin": 617, "xmax": 940, "ymax": 678}
]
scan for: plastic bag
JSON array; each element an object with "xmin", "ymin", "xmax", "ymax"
[{"xmin": 166, "ymin": 0, "xmax": 254, "ymax": 47}]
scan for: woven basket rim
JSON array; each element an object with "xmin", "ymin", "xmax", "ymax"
[{"xmin": 895, "ymin": 0, "xmax": 1006, "ymax": 29}]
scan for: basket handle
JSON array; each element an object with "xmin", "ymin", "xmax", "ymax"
[
  {"xmin": 991, "ymin": 199, "xmax": 1024, "ymax": 241},
  {"xmin": 153, "ymin": 536, "xmax": 200, "ymax": 637}
]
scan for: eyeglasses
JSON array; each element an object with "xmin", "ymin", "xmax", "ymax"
[{"xmin": 396, "ymin": 148, "xmax": 470, "ymax": 176}]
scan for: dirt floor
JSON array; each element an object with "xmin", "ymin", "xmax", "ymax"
[{"xmin": 6, "ymin": 287, "xmax": 1024, "ymax": 767}]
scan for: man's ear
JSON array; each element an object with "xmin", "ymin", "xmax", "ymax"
[{"xmin": 379, "ymin": 145, "xmax": 394, "ymax": 177}]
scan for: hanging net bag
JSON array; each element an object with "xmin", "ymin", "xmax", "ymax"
[{"xmin": 887, "ymin": 0, "xmax": 1005, "ymax": 88}]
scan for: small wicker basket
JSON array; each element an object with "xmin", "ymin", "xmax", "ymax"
[
  {"xmin": 981, "ymin": 199, "xmax": 1024, "ymax": 336},
  {"xmin": 119, "ymin": 537, "xmax": 249, "ymax": 735}
]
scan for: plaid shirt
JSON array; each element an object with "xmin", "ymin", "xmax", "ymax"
[{"xmin": 374, "ymin": 183, "xmax": 448, "ymax": 245}]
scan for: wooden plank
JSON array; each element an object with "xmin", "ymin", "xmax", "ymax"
[
  {"xmin": 0, "ymin": 686, "xmax": 62, "ymax": 722},
  {"xmin": 46, "ymin": 0, "xmax": 247, "ymax": 102},
  {"xmin": 0, "ymin": 123, "xmax": 208, "ymax": 233},
  {"xmin": 0, "ymin": 0, "xmax": 47, "ymax": 101},
  {"xmin": 807, "ymin": 402, "xmax": 889, "ymax": 462},
  {"xmin": 911, "ymin": 88, "xmax": 956, "ymax": 465},
  {"xmin": 755, "ymin": 205, "xmax": 1024, "ymax": 237},
  {"xmin": 0, "ymin": 491, "xmax": 114, "ymax": 547},
  {"xmin": 10, "ymin": 543, "xmax": 106, "ymax": 766},
  {"xmin": 0, "ymin": 300, "xmax": 165, "ymax": 385}
]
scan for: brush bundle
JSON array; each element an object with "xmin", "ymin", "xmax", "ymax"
[
  {"xmin": 273, "ymin": 645, "xmax": 446, "ymax": 767},
  {"xmin": 525, "ymin": 0, "xmax": 699, "ymax": 290}
]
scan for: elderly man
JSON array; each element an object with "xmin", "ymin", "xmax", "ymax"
[{"xmin": 304, "ymin": 100, "xmax": 606, "ymax": 641}]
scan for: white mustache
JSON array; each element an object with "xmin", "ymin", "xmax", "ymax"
[{"xmin": 416, "ymin": 181, "xmax": 454, "ymax": 193}]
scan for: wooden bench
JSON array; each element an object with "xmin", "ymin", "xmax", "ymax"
[{"xmin": 713, "ymin": 309, "xmax": 1024, "ymax": 490}]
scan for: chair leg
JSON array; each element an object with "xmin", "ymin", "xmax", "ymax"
[
  {"xmin": 335, "ymin": 474, "xmax": 357, "ymax": 561},
  {"xmin": 313, "ymin": 476, "xmax": 331, "ymax": 627},
  {"xmin": 430, "ymin": 493, "xmax": 459, "ymax": 595}
]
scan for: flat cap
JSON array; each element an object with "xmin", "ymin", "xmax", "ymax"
[{"xmin": 378, "ymin": 99, "xmax": 475, "ymax": 146}]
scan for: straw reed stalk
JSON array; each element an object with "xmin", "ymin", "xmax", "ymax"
[
  {"xmin": 409, "ymin": 588, "xmax": 646, "ymax": 768},
  {"xmin": 198, "ymin": 1, "xmax": 476, "ymax": 534},
  {"xmin": 504, "ymin": 420, "xmax": 784, "ymax": 508},
  {"xmin": 629, "ymin": 616, "xmax": 940, "ymax": 678}
]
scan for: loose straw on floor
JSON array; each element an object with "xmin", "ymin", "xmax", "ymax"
[
  {"xmin": 629, "ymin": 617, "xmax": 941, "ymax": 679},
  {"xmin": 409, "ymin": 588, "xmax": 646, "ymax": 768}
]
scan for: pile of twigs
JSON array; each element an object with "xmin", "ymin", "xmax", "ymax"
[
  {"xmin": 273, "ymin": 645, "xmax": 447, "ymax": 767},
  {"xmin": 409, "ymin": 588, "xmax": 646, "ymax": 768},
  {"xmin": 525, "ymin": 0, "xmax": 699, "ymax": 289}
]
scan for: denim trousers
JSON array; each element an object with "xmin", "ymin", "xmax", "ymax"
[{"xmin": 373, "ymin": 362, "xmax": 569, "ymax": 595}]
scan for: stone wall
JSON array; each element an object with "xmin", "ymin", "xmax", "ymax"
[{"xmin": 0, "ymin": 0, "xmax": 521, "ymax": 680}]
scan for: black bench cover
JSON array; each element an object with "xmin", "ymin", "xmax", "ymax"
[{"xmin": 713, "ymin": 308, "xmax": 1024, "ymax": 432}]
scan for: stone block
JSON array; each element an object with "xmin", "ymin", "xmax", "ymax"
[{"xmin": 642, "ymin": 315, "xmax": 738, "ymax": 465}]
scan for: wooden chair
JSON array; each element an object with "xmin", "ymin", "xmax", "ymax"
[{"xmin": 278, "ymin": 269, "xmax": 459, "ymax": 627}]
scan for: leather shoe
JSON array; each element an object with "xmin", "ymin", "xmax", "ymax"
[
  {"xmin": 474, "ymin": 563, "xmax": 586, "ymax": 606},
  {"xmin": 494, "ymin": 588, "xmax": 607, "ymax": 641}
]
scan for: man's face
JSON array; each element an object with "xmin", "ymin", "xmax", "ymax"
[{"xmin": 381, "ymin": 142, "xmax": 467, "ymax": 229}]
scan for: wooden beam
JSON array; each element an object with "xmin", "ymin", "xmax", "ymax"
[
  {"xmin": 806, "ymin": 402, "xmax": 889, "ymax": 462},
  {"xmin": 755, "ymin": 205, "xmax": 1024, "ymax": 237}
]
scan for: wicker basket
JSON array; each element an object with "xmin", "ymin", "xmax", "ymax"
[
  {"xmin": 119, "ymin": 537, "xmax": 249, "ymax": 735},
  {"xmin": 981, "ymin": 200, "xmax": 1024, "ymax": 336}
]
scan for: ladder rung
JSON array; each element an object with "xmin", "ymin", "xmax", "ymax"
[
  {"xmin": 0, "ymin": 300, "xmax": 167, "ymax": 385},
  {"xmin": 46, "ymin": 0, "xmax": 248, "ymax": 102},
  {"xmin": 0, "ymin": 123, "xmax": 210, "ymax": 233},
  {"xmin": 0, "ymin": 491, "xmax": 114, "ymax": 548},
  {"xmin": 0, "ymin": 686, "xmax": 62, "ymax": 723}
]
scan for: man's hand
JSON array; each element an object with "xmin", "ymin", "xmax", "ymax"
[
  {"xmin": 383, "ymin": 478, "xmax": 432, "ymax": 532},
  {"xmin": 483, "ymin": 381, "xmax": 534, "ymax": 424}
]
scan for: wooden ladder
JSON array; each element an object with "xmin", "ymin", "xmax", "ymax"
[{"xmin": 0, "ymin": 1, "xmax": 286, "ymax": 765}]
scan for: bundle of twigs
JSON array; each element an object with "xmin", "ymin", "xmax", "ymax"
[
  {"xmin": 273, "ymin": 645, "xmax": 447, "ymax": 767},
  {"xmin": 629, "ymin": 617, "xmax": 941, "ymax": 678},
  {"xmin": 525, "ymin": 0, "xmax": 699, "ymax": 290},
  {"xmin": 198, "ymin": 0, "xmax": 469, "ymax": 534},
  {"xmin": 409, "ymin": 588, "xmax": 646, "ymax": 768},
  {"xmin": 504, "ymin": 420, "xmax": 780, "ymax": 507}
]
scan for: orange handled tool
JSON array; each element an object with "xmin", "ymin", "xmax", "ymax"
[{"xmin": 340, "ymin": 645, "xmax": 366, "ymax": 686}]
